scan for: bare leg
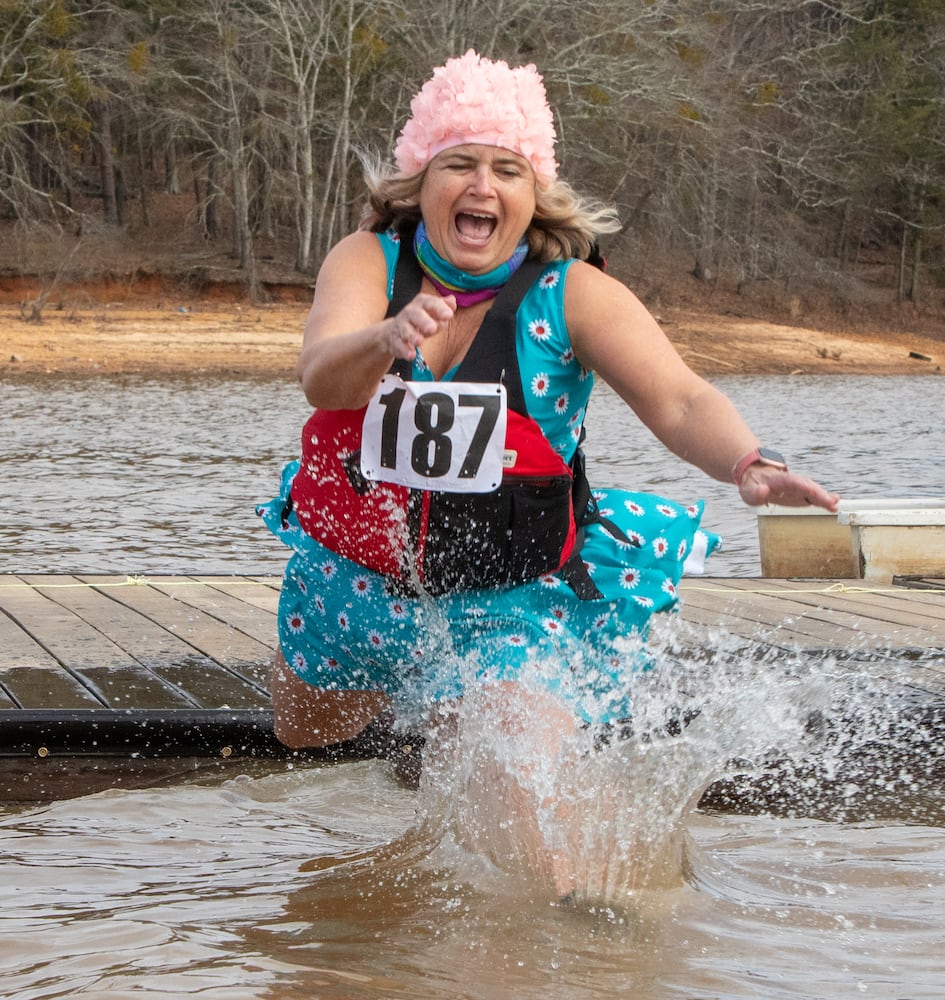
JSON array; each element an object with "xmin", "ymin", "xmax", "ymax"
[
  {"xmin": 440, "ymin": 680, "xmax": 580, "ymax": 898},
  {"xmin": 271, "ymin": 650, "xmax": 390, "ymax": 748}
]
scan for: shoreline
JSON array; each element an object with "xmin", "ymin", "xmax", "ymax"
[{"xmin": 2, "ymin": 299, "xmax": 943, "ymax": 378}]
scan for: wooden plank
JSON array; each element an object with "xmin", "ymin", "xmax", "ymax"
[
  {"xmin": 2, "ymin": 573, "xmax": 943, "ymax": 716},
  {"xmin": 146, "ymin": 577, "xmax": 278, "ymax": 645},
  {"xmin": 0, "ymin": 594, "xmax": 104, "ymax": 708},
  {"xmin": 715, "ymin": 578, "xmax": 945, "ymax": 646},
  {"xmin": 0, "ymin": 575, "xmax": 137, "ymax": 670},
  {"xmin": 0, "ymin": 575, "xmax": 191, "ymax": 709},
  {"xmin": 80, "ymin": 576, "xmax": 272, "ymax": 689},
  {"xmin": 680, "ymin": 581, "xmax": 874, "ymax": 649},
  {"xmin": 203, "ymin": 576, "xmax": 282, "ymax": 615},
  {"xmin": 766, "ymin": 588, "xmax": 945, "ymax": 642},
  {"xmin": 895, "ymin": 576, "xmax": 945, "ymax": 591},
  {"xmin": 0, "ymin": 599, "xmax": 70, "ymax": 670},
  {"xmin": 0, "ymin": 665, "xmax": 103, "ymax": 710},
  {"xmin": 684, "ymin": 579, "xmax": 932, "ymax": 653},
  {"xmin": 671, "ymin": 598, "xmax": 816, "ymax": 649},
  {"xmin": 26, "ymin": 575, "xmax": 268, "ymax": 710},
  {"xmin": 681, "ymin": 578, "xmax": 945, "ymax": 697}
]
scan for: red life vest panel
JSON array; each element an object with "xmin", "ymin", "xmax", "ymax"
[{"xmin": 290, "ymin": 237, "xmax": 579, "ymax": 595}]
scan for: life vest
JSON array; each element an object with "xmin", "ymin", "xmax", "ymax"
[{"xmin": 290, "ymin": 237, "xmax": 586, "ymax": 596}]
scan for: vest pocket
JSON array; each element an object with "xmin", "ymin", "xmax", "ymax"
[{"xmin": 419, "ymin": 474, "xmax": 574, "ymax": 594}]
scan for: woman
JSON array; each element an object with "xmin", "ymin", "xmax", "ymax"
[{"xmin": 258, "ymin": 51, "xmax": 838, "ymax": 890}]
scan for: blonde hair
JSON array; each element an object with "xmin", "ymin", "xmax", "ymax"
[{"xmin": 359, "ymin": 156, "xmax": 621, "ymax": 264}]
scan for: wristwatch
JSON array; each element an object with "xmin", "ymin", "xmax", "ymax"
[{"xmin": 732, "ymin": 447, "xmax": 788, "ymax": 486}]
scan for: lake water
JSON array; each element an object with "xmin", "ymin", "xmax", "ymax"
[
  {"xmin": 0, "ymin": 372, "xmax": 942, "ymax": 576},
  {"xmin": 1, "ymin": 371, "xmax": 945, "ymax": 998}
]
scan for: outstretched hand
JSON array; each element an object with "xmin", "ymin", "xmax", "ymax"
[
  {"xmin": 383, "ymin": 292, "xmax": 456, "ymax": 360},
  {"xmin": 737, "ymin": 466, "xmax": 840, "ymax": 512}
]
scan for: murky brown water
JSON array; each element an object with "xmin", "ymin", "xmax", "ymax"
[
  {"xmin": 2, "ymin": 750, "xmax": 944, "ymax": 999},
  {"xmin": 2, "ymin": 372, "xmax": 945, "ymax": 997}
]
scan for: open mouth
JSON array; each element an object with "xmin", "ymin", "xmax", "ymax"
[{"xmin": 455, "ymin": 211, "xmax": 497, "ymax": 242}]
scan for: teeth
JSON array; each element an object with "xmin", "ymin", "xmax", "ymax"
[{"xmin": 456, "ymin": 211, "xmax": 497, "ymax": 241}]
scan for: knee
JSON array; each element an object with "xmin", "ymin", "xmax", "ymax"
[
  {"xmin": 269, "ymin": 650, "xmax": 389, "ymax": 748},
  {"xmin": 273, "ymin": 714, "xmax": 315, "ymax": 749},
  {"xmin": 271, "ymin": 651, "xmax": 321, "ymax": 748}
]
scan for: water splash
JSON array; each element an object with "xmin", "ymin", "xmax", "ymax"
[{"xmin": 402, "ymin": 615, "xmax": 945, "ymax": 909}]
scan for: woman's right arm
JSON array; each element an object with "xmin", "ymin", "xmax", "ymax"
[{"xmin": 297, "ymin": 231, "xmax": 454, "ymax": 409}]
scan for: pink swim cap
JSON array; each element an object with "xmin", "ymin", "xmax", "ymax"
[{"xmin": 393, "ymin": 50, "xmax": 558, "ymax": 181}]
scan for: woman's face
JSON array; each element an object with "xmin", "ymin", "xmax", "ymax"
[{"xmin": 418, "ymin": 144, "xmax": 537, "ymax": 275}]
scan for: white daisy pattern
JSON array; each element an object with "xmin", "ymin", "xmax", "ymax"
[
  {"xmin": 319, "ymin": 559, "xmax": 337, "ymax": 580},
  {"xmin": 388, "ymin": 599, "xmax": 409, "ymax": 620},
  {"xmin": 554, "ymin": 393, "xmax": 570, "ymax": 415},
  {"xmin": 352, "ymin": 574, "xmax": 372, "ymax": 597},
  {"xmin": 620, "ymin": 568, "xmax": 641, "ymax": 590},
  {"xmin": 624, "ymin": 500, "xmax": 645, "ymax": 517},
  {"xmin": 291, "ymin": 651, "xmax": 308, "ymax": 672},
  {"xmin": 656, "ymin": 504, "xmax": 678, "ymax": 519},
  {"xmin": 652, "ymin": 537, "xmax": 670, "ymax": 558},
  {"xmin": 528, "ymin": 317, "xmax": 553, "ymax": 342},
  {"xmin": 538, "ymin": 269, "xmax": 560, "ymax": 290},
  {"xmin": 367, "ymin": 630, "xmax": 384, "ymax": 650},
  {"xmin": 530, "ymin": 372, "xmax": 550, "ymax": 397},
  {"xmin": 286, "ymin": 613, "xmax": 305, "ymax": 635}
]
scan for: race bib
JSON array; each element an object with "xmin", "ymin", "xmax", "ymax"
[{"xmin": 360, "ymin": 375, "xmax": 507, "ymax": 492}]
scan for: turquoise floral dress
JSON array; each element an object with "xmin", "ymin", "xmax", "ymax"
[{"xmin": 257, "ymin": 232, "xmax": 720, "ymax": 726}]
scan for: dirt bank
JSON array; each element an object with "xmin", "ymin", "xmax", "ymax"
[{"xmin": 1, "ymin": 294, "xmax": 943, "ymax": 378}]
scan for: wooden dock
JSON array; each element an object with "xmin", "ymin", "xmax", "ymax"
[{"xmin": 1, "ymin": 573, "xmax": 944, "ymax": 801}]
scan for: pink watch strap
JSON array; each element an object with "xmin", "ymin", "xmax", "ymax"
[{"xmin": 732, "ymin": 448, "xmax": 787, "ymax": 486}]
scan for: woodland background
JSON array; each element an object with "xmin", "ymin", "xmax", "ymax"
[{"xmin": 3, "ymin": 0, "xmax": 945, "ymax": 328}]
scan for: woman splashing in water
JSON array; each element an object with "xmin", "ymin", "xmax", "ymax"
[{"xmin": 258, "ymin": 50, "xmax": 839, "ymax": 900}]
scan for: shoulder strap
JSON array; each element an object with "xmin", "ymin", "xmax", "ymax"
[
  {"xmin": 386, "ymin": 233, "xmax": 425, "ymax": 317},
  {"xmin": 386, "ymin": 230, "xmax": 424, "ymax": 381},
  {"xmin": 383, "ymin": 230, "xmax": 543, "ymax": 414},
  {"xmin": 452, "ymin": 258, "xmax": 542, "ymax": 416}
]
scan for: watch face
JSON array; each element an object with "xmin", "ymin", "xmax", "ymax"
[{"xmin": 757, "ymin": 447, "xmax": 787, "ymax": 466}]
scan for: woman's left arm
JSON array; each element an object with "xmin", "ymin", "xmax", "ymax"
[{"xmin": 566, "ymin": 262, "xmax": 839, "ymax": 511}]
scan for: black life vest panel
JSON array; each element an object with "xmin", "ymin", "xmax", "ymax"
[{"xmin": 290, "ymin": 238, "xmax": 584, "ymax": 596}]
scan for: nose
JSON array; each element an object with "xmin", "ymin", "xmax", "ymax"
[{"xmin": 468, "ymin": 164, "xmax": 495, "ymax": 196}]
